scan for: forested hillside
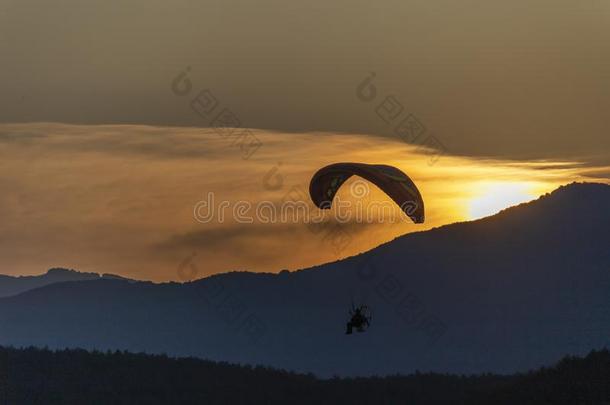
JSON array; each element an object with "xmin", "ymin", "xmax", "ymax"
[{"xmin": 1, "ymin": 346, "xmax": 610, "ymax": 404}]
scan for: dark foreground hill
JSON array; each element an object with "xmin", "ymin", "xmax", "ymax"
[
  {"xmin": 1, "ymin": 346, "xmax": 610, "ymax": 405},
  {"xmin": 0, "ymin": 182, "xmax": 609, "ymax": 376}
]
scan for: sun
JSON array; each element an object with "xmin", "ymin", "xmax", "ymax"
[{"xmin": 468, "ymin": 182, "xmax": 536, "ymax": 220}]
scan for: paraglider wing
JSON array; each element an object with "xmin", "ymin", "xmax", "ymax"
[{"xmin": 308, "ymin": 163, "xmax": 424, "ymax": 223}]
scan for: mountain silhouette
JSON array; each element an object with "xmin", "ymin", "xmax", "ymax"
[
  {"xmin": 0, "ymin": 182, "xmax": 608, "ymax": 377},
  {"xmin": 0, "ymin": 268, "xmax": 135, "ymax": 298}
]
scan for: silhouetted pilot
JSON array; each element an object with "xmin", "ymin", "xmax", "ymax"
[{"xmin": 346, "ymin": 306, "xmax": 370, "ymax": 334}]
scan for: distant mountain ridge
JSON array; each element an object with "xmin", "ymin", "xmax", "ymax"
[
  {"xmin": 0, "ymin": 182, "xmax": 609, "ymax": 377},
  {"xmin": 0, "ymin": 268, "xmax": 136, "ymax": 298}
]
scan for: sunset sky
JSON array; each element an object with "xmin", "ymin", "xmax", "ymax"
[
  {"xmin": 0, "ymin": 123, "xmax": 607, "ymax": 281},
  {"xmin": 1, "ymin": 1, "xmax": 609, "ymax": 280}
]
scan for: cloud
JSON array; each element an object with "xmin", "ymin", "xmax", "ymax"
[{"xmin": 0, "ymin": 123, "xmax": 607, "ymax": 281}]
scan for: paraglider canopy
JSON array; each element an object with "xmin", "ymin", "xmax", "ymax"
[{"xmin": 309, "ymin": 163, "xmax": 425, "ymax": 223}]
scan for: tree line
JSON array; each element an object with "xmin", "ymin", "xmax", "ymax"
[{"xmin": 0, "ymin": 346, "xmax": 609, "ymax": 404}]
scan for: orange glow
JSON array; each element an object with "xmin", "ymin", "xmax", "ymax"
[
  {"xmin": 467, "ymin": 182, "xmax": 540, "ymax": 219},
  {"xmin": 0, "ymin": 123, "xmax": 607, "ymax": 281}
]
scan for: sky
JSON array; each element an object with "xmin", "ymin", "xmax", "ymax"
[
  {"xmin": 1, "ymin": 0, "xmax": 609, "ymax": 161},
  {"xmin": 0, "ymin": 123, "xmax": 607, "ymax": 281},
  {"xmin": 0, "ymin": 1, "xmax": 609, "ymax": 280}
]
